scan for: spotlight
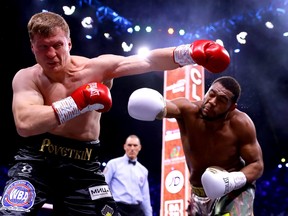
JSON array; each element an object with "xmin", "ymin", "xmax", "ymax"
[
  {"xmin": 81, "ymin": 17, "xmax": 93, "ymax": 28},
  {"xmin": 62, "ymin": 6, "xmax": 76, "ymax": 15},
  {"xmin": 236, "ymin": 31, "xmax": 248, "ymax": 44},
  {"xmin": 145, "ymin": 26, "xmax": 152, "ymax": 33},
  {"xmin": 265, "ymin": 21, "xmax": 274, "ymax": 29},
  {"xmin": 168, "ymin": 28, "xmax": 174, "ymax": 35}
]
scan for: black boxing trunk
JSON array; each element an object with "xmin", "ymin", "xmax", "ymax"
[
  {"xmin": 15, "ymin": 132, "xmax": 101, "ymax": 162},
  {"xmin": 0, "ymin": 133, "xmax": 120, "ymax": 215}
]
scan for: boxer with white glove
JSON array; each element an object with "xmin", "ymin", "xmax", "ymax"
[
  {"xmin": 173, "ymin": 40, "xmax": 230, "ymax": 73},
  {"xmin": 52, "ymin": 82, "xmax": 112, "ymax": 124},
  {"xmin": 128, "ymin": 88, "xmax": 166, "ymax": 121},
  {"xmin": 201, "ymin": 166, "xmax": 247, "ymax": 199}
]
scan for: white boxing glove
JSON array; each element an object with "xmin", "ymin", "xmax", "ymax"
[
  {"xmin": 128, "ymin": 88, "xmax": 166, "ymax": 121},
  {"xmin": 201, "ymin": 166, "xmax": 247, "ymax": 199}
]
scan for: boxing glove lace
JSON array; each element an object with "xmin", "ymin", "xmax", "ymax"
[
  {"xmin": 201, "ymin": 166, "xmax": 247, "ymax": 199},
  {"xmin": 52, "ymin": 82, "xmax": 112, "ymax": 124},
  {"xmin": 173, "ymin": 40, "xmax": 230, "ymax": 73}
]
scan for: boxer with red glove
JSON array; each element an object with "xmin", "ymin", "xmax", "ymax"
[
  {"xmin": 52, "ymin": 82, "xmax": 112, "ymax": 124},
  {"xmin": 173, "ymin": 40, "xmax": 230, "ymax": 73}
]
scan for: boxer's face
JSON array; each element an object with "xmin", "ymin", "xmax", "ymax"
[
  {"xmin": 200, "ymin": 82, "xmax": 235, "ymax": 121},
  {"xmin": 30, "ymin": 27, "xmax": 72, "ymax": 73}
]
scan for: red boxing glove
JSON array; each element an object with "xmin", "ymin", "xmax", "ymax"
[
  {"xmin": 173, "ymin": 40, "xmax": 230, "ymax": 73},
  {"xmin": 52, "ymin": 82, "xmax": 112, "ymax": 124}
]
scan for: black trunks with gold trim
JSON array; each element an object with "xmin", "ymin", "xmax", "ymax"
[{"xmin": 17, "ymin": 133, "xmax": 100, "ymax": 161}]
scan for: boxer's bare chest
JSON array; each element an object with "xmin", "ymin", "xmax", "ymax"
[
  {"xmin": 181, "ymin": 118, "xmax": 238, "ymax": 167},
  {"xmin": 36, "ymin": 70, "xmax": 89, "ymax": 105}
]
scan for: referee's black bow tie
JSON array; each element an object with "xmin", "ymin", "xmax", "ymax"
[{"xmin": 128, "ymin": 160, "xmax": 136, "ymax": 165}]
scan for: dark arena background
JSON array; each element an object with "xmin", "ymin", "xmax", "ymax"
[{"xmin": 1, "ymin": 0, "xmax": 288, "ymax": 215}]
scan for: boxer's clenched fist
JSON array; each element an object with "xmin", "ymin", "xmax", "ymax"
[
  {"xmin": 173, "ymin": 40, "xmax": 230, "ymax": 73},
  {"xmin": 128, "ymin": 88, "xmax": 166, "ymax": 121},
  {"xmin": 201, "ymin": 166, "xmax": 247, "ymax": 199},
  {"xmin": 52, "ymin": 82, "xmax": 112, "ymax": 124}
]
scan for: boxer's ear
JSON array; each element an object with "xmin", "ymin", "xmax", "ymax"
[{"xmin": 229, "ymin": 103, "xmax": 237, "ymax": 111}]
